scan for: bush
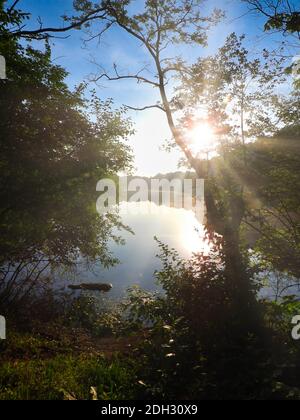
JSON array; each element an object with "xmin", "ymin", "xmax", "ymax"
[{"xmin": 124, "ymin": 236, "xmax": 291, "ymax": 400}]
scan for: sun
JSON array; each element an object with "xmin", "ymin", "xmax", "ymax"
[{"xmin": 187, "ymin": 122, "xmax": 217, "ymax": 155}]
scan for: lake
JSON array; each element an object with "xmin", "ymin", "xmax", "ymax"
[
  {"xmin": 63, "ymin": 202, "xmax": 209, "ymax": 298},
  {"xmin": 56, "ymin": 202, "xmax": 298, "ymax": 301}
]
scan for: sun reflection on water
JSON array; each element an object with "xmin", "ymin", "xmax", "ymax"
[{"xmin": 177, "ymin": 209, "xmax": 210, "ymax": 255}]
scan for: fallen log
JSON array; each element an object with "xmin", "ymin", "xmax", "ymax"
[{"xmin": 68, "ymin": 283, "xmax": 113, "ymax": 293}]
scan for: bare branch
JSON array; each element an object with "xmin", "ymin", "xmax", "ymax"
[
  {"xmin": 105, "ymin": 1, "xmax": 157, "ymax": 61},
  {"xmin": 124, "ymin": 104, "xmax": 166, "ymax": 112},
  {"xmin": 8, "ymin": 8, "xmax": 109, "ymax": 40},
  {"xmin": 162, "ymin": 65, "xmax": 192, "ymax": 76},
  {"xmin": 277, "ymin": 283, "xmax": 300, "ymax": 297},
  {"xmin": 91, "ymin": 65, "xmax": 159, "ymax": 87},
  {"xmin": 83, "ymin": 20, "xmax": 115, "ymax": 45},
  {"xmin": 7, "ymin": 0, "xmax": 21, "ymax": 13}
]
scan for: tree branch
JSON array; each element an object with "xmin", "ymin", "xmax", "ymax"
[
  {"xmin": 91, "ymin": 66, "xmax": 159, "ymax": 87},
  {"xmin": 124, "ymin": 104, "xmax": 166, "ymax": 112},
  {"xmin": 105, "ymin": 1, "xmax": 158, "ymax": 62},
  {"xmin": 7, "ymin": 0, "xmax": 21, "ymax": 13},
  {"xmin": 8, "ymin": 8, "xmax": 109, "ymax": 39}
]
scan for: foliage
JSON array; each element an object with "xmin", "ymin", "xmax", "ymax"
[
  {"xmin": 123, "ymin": 237, "xmax": 275, "ymax": 400},
  {"xmin": 73, "ymin": 0, "xmax": 224, "ymax": 172},
  {"xmin": 243, "ymin": 133, "xmax": 300, "ymax": 279},
  {"xmin": 242, "ymin": 1, "xmax": 300, "ymax": 37},
  {"xmin": 66, "ymin": 294, "xmax": 127, "ymax": 337},
  {"xmin": 0, "ymin": 0, "xmax": 300, "ymax": 402},
  {"xmin": 75, "ymin": 0, "xmax": 224, "ymax": 48},
  {"xmin": 116, "ymin": 237, "xmax": 300, "ymax": 400},
  {"xmin": 0, "ymin": 4, "xmax": 133, "ymax": 307},
  {"xmin": 178, "ymin": 33, "xmax": 287, "ymax": 143},
  {"xmin": 177, "ymin": 31, "xmax": 300, "ymax": 283}
]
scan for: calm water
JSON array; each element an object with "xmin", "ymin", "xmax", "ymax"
[
  {"xmin": 55, "ymin": 202, "xmax": 298, "ymax": 300},
  {"xmin": 63, "ymin": 202, "xmax": 208, "ymax": 298}
]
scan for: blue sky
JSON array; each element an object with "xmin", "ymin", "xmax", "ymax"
[{"xmin": 11, "ymin": 0, "xmax": 298, "ymax": 175}]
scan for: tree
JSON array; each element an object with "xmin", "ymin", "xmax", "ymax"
[
  {"xmin": 241, "ymin": 2, "xmax": 299, "ymax": 264},
  {"xmin": 178, "ymin": 32, "xmax": 300, "ymax": 281},
  {"xmin": 242, "ymin": 1, "xmax": 300, "ymax": 89},
  {"xmin": 68, "ymin": 1, "xmax": 271, "ymax": 324},
  {"xmin": 125, "ymin": 238, "xmax": 274, "ymax": 400},
  {"xmin": 175, "ymin": 33, "xmax": 294, "ymax": 307},
  {"xmin": 0, "ymin": 4, "xmax": 133, "ymax": 309},
  {"xmin": 244, "ymin": 129, "xmax": 300, "ymax": 280},
  {"xmin": 243, "ymin": 0, "xmax": 300, "ymax": 39},
  {"xmin": 73, "ymin": 1, "xmax": 225, "ymax": 219},
  {"xmin": 0, "ymin": 0, "xmax": 109, "ymax": 40},
  {"xmin": 178, "ymin": 33, "xmax": 286, "ymax": 157}
]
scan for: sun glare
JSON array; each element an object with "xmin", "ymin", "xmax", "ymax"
[
  {"xmin": 187, "ymin": 122, "xmax": 217, "ymax": 155},
  {"xmin": 180, "ymin": 211, "xmax": 211, "ymax": 255}
]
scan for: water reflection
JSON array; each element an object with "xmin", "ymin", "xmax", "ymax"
[
  {"xmin": 74, "ymin": 202, "xmax": 207, "ymax": 297},
  {"xmin": 58, "ymin": 202, "xmax": 296, "ymax": 301}
]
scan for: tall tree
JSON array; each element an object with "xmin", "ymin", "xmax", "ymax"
[
  {"xmin": 0, "ymin": 4, "xmax": 133, "ymax": 308},
  {"xmin": 73, "ymin": 0, "xmax": 262, "ymax": 310},
  {"xmin": 178, "ymin": 33, "xmax": 286, "ymax": 156},
  {"xmin": 74, "ymin": 0, "xmax": 226, "ymax": 221},
  {"xmin": 178, "ymin": 32, "xmax": 300, "ymax": 281}
]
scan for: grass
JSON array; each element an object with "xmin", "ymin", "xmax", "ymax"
[
  {"xmin": 0, "ymin": 353, "xmax": 137, "ymax": 400},
  {"xmin": 0, "ymin": 331, "xmax": 138, "ymax": 400},
  {"xmin": 0, "ymin": 331, "xmax": 72, "ymax": 361}
]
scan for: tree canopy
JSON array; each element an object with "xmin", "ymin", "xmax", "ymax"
[{"xmin": 0, "ymin": 3, "xmax": 133, "ymax": 306}]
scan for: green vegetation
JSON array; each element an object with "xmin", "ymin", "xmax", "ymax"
[
  {"xmin": 0, "ymin": 2, "xmax": 133, "ymax": 313},
  {"xmin": 0, "ymin": 0, "xmax": 300, "ymax": 400},
  {"xmin": 123, "ymin": 241, "xmax": 300, "ymax": 400},
  {"xmin": 2, "ymin": 241, "xmax": 300, "ymax": 400},
  {"xmin": 0, "ymin": 300, "xmax": 139, "ymax": 400},
  {"xmin": 0, "ymin": 353, "xmax": 135, "ymax": 400}
]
